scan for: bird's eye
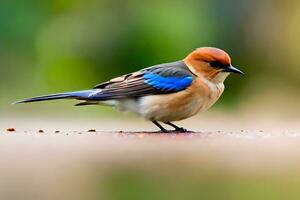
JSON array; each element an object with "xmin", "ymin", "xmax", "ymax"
[
  {"xmin": 209, "ymin": 61, "xmax": 222, "ymax": 68},
  {"xmin": 209, "ymin": 61, "xmax": 229, "ymax": 69}
]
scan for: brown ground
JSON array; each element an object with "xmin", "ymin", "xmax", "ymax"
[{"xmin": 0, "ymin": 115, "xmax": 300, "ymax": 199}]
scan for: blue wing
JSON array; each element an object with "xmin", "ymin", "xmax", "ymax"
[
  {"xmin": 143, "ymin": 73, "xmax": 193, "ymax": 92},
  {"xmin": 92, "ymin": 61, "xmax": 194, "ymax": 100}
]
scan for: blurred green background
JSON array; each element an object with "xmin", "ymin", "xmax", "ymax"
[
  {"xmin": 1, "ymin": 0, "xmax": 300, "ymax": 115},
  {"xmin": 1, "ymin": 1, "xmax": 300, "ymax": 200}
]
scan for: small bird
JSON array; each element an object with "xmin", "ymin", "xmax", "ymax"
[{"xmin": 16, "ymin": 47, "xmax": 243, "ymax": 132}]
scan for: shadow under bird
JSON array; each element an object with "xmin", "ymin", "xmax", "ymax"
[{"xmin": 16, "ymin": 47, "xmax": 244, "ymax": 132}]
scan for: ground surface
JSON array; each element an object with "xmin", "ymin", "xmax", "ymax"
[{"xmin": 1, "ymin": 115, "xmax": 300, "ymax": 200}]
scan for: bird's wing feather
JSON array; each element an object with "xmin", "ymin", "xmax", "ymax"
[
  {"xmin": 15, "ymin": 61, "xmax": 194, "ymax": 104},
  {"xmin": 90, "ymin": 61, "xmax": 194, "ymax": 100}
]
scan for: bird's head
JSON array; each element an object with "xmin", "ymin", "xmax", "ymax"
[{"xmin": 184, "ymin": 47, "xmax": 244, "ymax": 83}]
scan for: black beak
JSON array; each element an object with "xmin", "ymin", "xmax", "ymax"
[{"xmin": 225, "ymin": 65, "xmax": 244, "ymax": 75}]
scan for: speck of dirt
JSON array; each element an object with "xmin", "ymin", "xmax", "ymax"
[
  {"xmin": 55, "ymin": 131, "xmax": 60, "ymax": 133},
  {"xmin": 6, "ymin": 128, "xmax": 16, "ymax": 132},
  {"xmin": 88, "ymin": 129, "xmax": 96, "ymax": 132},
  {"xmin": 37, "ymin": 129, "xmax": 44, "ymax": 133},
  {"xmin": 259, "ymin": 130, "xmax": 264, "ymax": 132}
]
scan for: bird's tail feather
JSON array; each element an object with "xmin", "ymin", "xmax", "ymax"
[
  {"xmin": 14, "ymin": 90, "xmax": 95, "ymax": 104},
  {"xmin": 74, "ymin": 101, "xmax": 99, "ymax": 106}
]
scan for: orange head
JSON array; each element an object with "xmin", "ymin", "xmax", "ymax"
[{"xmin": 184, "ymin": 47, "xmax": 243, "ymax": 83}]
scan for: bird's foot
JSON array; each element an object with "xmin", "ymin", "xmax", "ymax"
[
  {"xmin": 156, "ymin": 128, "xmax": 194, "ymax": 134},
  {"xmin": 153, "ymin": 121, "xmax": 194, "ymax": 133},
  {"xmin": 173, "ymin": 127, "xmax": 194, "ymax": 133},
  {"xmin": 157, "ymin": 128, "xmax": 191, "ymax": 134},
  {"xmin": 163, "ymin": 122, "xmax": 194, "ymax": 133}
]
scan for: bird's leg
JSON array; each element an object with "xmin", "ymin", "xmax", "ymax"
[
  {"xmin": 152, "ymin": 121, "xmax": 168, "ymax": 133},
  {"xmin": 165, "ymin": 122, "xmax": 189, "ymax": 133}
]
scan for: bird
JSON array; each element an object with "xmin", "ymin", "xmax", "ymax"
[{"xmin": 15, "ymin": 47, "xmax": 244, "ymax": 133}]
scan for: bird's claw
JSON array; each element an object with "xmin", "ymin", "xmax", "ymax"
[{"xmin": 173, "ymin": 127, "xmax": 194, "ymax": 133}]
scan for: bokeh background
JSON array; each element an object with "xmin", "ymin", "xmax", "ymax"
[
  {"xmin": 1, "ymin": 0, "xmax": 300, "ymax": 116},
  {"xmin": 1, "ymin": 1, "xmax": 300, "ymax": 200}
]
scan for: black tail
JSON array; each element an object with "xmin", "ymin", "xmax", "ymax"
[{"xmin": 14, "ymin": 90, "xmax": 95, "ymax": 104}]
